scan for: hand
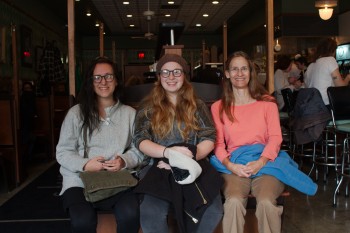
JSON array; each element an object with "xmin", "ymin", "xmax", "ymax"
[
  {"xmin": 227, "ymin": 163, "xmax": 251, "ymax": 178},
  {"xmin": 102, "ymin": 156, "xmax": 125, "ymax": 172},
  {"xmin": 245, "ymin": 160, "xmax": 265, "ymax": 175},
  {"xmin": 293, "ymin": 80, "xmax": 303, "ymax": 90},
  {"xmin": 164, "ymin": 146, "xmax": 193, "ymax": 159},
  {"xmin": 83, "ymin": 156, "xmax": 105, "ymax": 172},
  {"xmin": 157, "ymin": 160, "xmax": 171, "ymax": 170},
  {"xmin": 288, "ymin": 76, "xmax": 297, "ymax": 85}
]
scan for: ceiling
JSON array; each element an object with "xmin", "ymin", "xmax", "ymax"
[{"xmin": 38, "ymin": 0, "xmax": 250, "ymax": 38}]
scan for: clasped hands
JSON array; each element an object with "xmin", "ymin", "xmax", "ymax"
[
  {"xmin": 84, "ymin": 155, "xmax": 125, "ymax": 172},
  {"xmin": 229, "ymin": 160, "xmax": 265, "ymax": 178}
]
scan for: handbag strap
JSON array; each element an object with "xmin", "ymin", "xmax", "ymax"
[{"xmin": 83, "ymin": 126, "xmax": 88, "ymax": 158}]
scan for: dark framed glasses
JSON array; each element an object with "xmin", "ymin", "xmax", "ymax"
[
  {"xmin": 159, "ymin": 69, "xmax": 184, "ymax": 78},
  {"xmin": 92, "ymin": 74, "xmax": 115, "ymax": 83}
]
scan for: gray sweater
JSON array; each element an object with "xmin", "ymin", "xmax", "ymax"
[{"xmin": 56, "ymin": 101, "xmax": 144, "ymax": 195}]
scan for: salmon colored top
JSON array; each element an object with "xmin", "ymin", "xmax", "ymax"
[{"xmin": 210, "ymin": 100, "xmax": 282, "ymax": 162}]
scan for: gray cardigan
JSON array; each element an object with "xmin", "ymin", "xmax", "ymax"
[{"xmin": 56, "ymin": 101, "xmax": 144, "ymax": 195}]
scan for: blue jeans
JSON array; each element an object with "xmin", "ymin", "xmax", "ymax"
[{"xmin": 140, "ymin": 194, "xmax": 223, "ymax": 233}]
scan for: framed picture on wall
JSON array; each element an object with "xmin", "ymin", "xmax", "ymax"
[{"xmin": 20, "ymin": 25, "xmax": 33, "ymax": 67}]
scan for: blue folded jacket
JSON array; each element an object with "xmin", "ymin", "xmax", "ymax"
[{"xmin": 210, "ymin": 144, "xmax": 317, "ymax": 196}]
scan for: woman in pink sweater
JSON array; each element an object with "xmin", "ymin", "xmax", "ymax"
[{"xmin": 211, "ymin": 51, "xmax": 284, "ymax": 233}]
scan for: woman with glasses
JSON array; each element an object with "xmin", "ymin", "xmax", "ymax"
[
  {"xmin": 133, "ymin": 53, "xmax": 223, "ymax": 233},
  {"xmin": 211, "ymin": 51, "xmax": 286, "ymax": 233},
  {"xmin": 56, "ymin": 57, "xmax": 144, "ymax": 233}
]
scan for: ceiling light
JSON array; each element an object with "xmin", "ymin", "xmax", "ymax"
[
  {"xmin": 127, "ymin": 15, "xmax": 132, "ymax": 18},
  {"xmin": 95, "ymin": 22, "xmax": 99, "ymax": 27},
  {"xmin": 315, "ymin": 0, "xmax": 337, "ymax": 20},
  {"xmin": 165, "ymin": 14, "xmax": 171, "ymax": 17},
  {"xmin": 129, "ymin": 24, "xmax": 135, "ymax": 27},
  {"xmin": 123, "ymin": 2, "xmax": 129, "ymax": 4},
  {"xmin": 168, "ymin": 1, "xmax": 174, "ymax": 4},
  {"xmin": 203, "ymin": 14, "xmax": 209, "ymax": 17},
  {"xmin": 212, "ymin": 1, "xmax": 219, "ymax": 4},
  {"xmin": 86, "ymin": 12, "xmax": 91, "ymax": 17},
  {"xmin": 196, "ymin": 24, "xmax": 202, "ymax": 27}
]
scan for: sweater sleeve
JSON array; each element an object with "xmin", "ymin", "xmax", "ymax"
[
  {"xmin": 211, "ymin": 101, "xmax": 230, "ymax": 162},
  {"xmin": 260, "ymin": 102, "xmax": 282, "ymax": 161},
  {"xmin": 56, "ymin": 106, "xmax": 89, "ymax": 173}
]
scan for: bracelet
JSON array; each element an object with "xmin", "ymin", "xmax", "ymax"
[{"xmin": 162, "ymin": 147, "xmax": 168, "ymax": 158}]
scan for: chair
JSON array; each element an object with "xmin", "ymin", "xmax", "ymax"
[
  {"xmin": 280, "ymin": 88, "xmax": 296, "ymax": 151},
  {"xmin": 327, "ymin": 86, "xmax": 350, "ymax": 207}
]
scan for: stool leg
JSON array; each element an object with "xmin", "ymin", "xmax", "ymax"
[{"xmin": 309, "ymin": 142, "xmax": 317, "ymax": 179}]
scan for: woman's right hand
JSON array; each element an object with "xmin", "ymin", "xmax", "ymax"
[{"xmin": 83, "ymin": 156, "xmax": 105, "ymax": 172}]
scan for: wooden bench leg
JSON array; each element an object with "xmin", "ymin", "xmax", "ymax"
[
  {"xmin": 97, "ymin": 213, "xmax": 116, "ymax": 233},
  {"xmin": 96, "ymin": 213, "xmax": 143, "ymax": 233}
]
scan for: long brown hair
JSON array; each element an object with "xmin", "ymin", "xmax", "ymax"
[
  {"xmin": 220, "ymin": 51, "xmax": 275, "ymax": 123},
  {"xmin": 142, "ymin": 72, "xmax": 200, "ymax": 140}
]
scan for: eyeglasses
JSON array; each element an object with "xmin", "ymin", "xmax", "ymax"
[
  {"xmin": 228, "ymin": 66, "xmax": 250, "ymax": 75},
  {"xmin": 159, "ymin": 69, "xmax": 184, "ymax": 78},
  {"xmin": 92, "ymin": 74, "xmax": 115, "ymax": 83}
]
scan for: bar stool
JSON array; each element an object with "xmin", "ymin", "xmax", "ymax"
[
  {"xmin": 326, "ymin": 86, "xmax": 350, "ymax": 207},
  {"xmin": 289, "ymin": 88, "xmax": 332, "ymax": 179}
]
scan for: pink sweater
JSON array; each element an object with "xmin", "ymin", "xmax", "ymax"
[{"xmin": 211, "ymin": 100, "xmax": 282, "ymax": 162}]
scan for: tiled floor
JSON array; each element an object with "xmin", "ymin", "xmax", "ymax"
[
  {"xmin": 0, "ymin": 160, "xmax": 55, "ymax": 206},
  {"xmin": 282, "ymin": 165, "xmax": 350, "ymax": 233},
  {"xmin": 1, "ymin": 159, "xmax": 350, "ymax": 233}
]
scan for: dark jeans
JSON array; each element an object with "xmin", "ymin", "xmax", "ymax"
[
  {"xmin": 140, "ymin": 194, "xmax": 223, "ymax": 233},
  {"xmin": 62, "ymin": 187, "xmax": 140, "ymax": 233}
]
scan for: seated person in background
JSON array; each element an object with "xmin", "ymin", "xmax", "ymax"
[
  {"xmin": 133, "ymin": 54, "xmax": 223, "ymax": 233},
  {"xmin": 306, "ymin": 37, "xmax": 350, "ymax": 108},
  {"xmin": 294, "ymin": 54, "xmax": 308, "ymax": 84},
  {"xmin": 210, "ymin": 51, "xmax": 317, "ymax": 233},
  {"xmin": 56, "ymin": 57, "xmax": 144, "ymax": 233},
  {"xmin": 274, "ymin": 55, "xmax": 302, "ymax": 111}
]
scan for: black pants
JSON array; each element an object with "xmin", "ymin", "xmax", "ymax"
[{"xmin": 62, "ymin": 187, "xmax": 140, "ymax": 233}]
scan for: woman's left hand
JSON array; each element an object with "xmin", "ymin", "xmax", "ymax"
[{"xmin": 102, "ymin": 156, "xmax": 125, "ymax": 172}]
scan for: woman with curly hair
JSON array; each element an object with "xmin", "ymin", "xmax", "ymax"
[{"xmin": 133, "ymin": 53, "xmax": 223, "ymax": 233}]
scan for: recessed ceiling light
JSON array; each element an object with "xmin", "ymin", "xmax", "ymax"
[
  {"xmin": 203, "ymin": 14, "xmax": 209, "ymax": 17},
  {"xmin": 168, "ymin": 1, "xmax": 174, "ymax": 4},
  {"xmin": 123, "ymin": 2, "xmax": 129, "ymax": 4},
  {"xmin": 130, "ymin": 24, "xmax": 135, "ymax": 27},
  {"xmin": 127, "ymin": 14, "xmax": 132, "ymax": 18},
  {"xmin": 165, "ymin": 14, "xmax": 171, "ymax": 17},
  {"xmin": 95, "ymin": 22, "xmax": 100, "ymax": 27},
  {"xmin": 75, "ymin": 0, "xmax": 80, "ymax": 2},
  {"xmin": 86, "ymin": 12, "xmax": 91, "ymax": 16},
  {"xmin": 212, "ymin": 1, "xmax": 219, "ymax": 4},
  {"xmin": 196, "ymin": 24, "xmax": 202, "ymax": 27}
]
